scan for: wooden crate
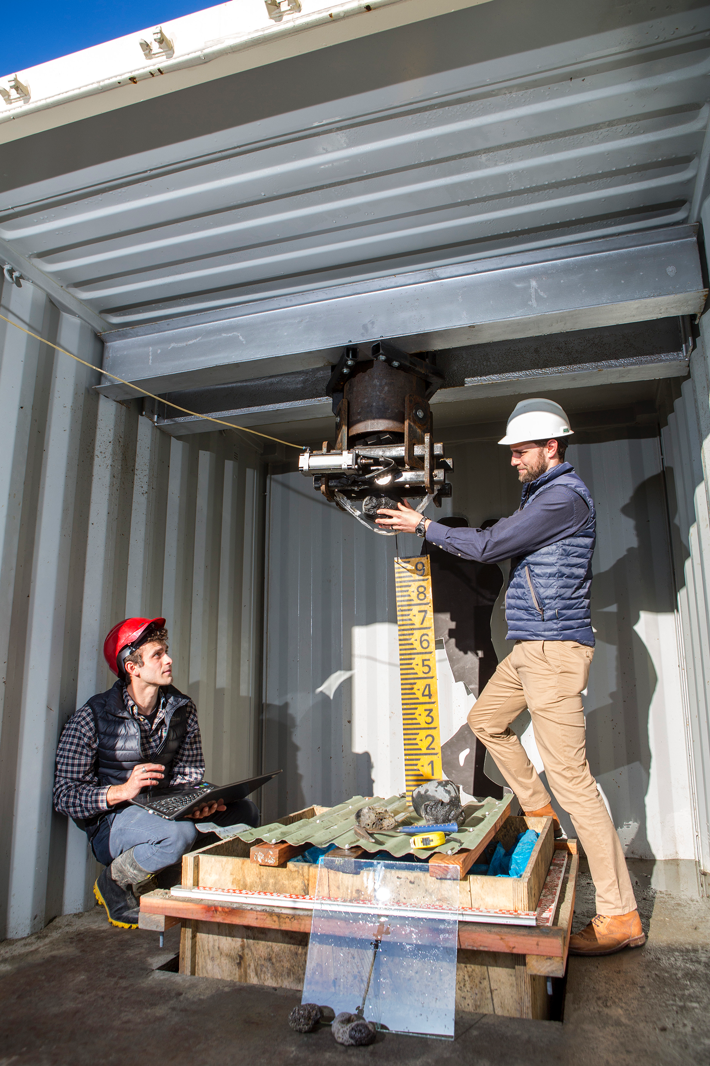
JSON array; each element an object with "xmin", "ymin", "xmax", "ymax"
[
  {"xmin": 182, "ymin": 811, "xmax": 553, "ymax": 911},
  {"xmin": 141, "ymin": 808, "xmax": 574, "ymax": 1021}
]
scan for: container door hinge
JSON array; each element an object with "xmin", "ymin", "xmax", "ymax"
[
  {"xmin": 265, "ymin": 0, "xmax": 302, "ymax": 21},
  {"xmin": 139, "ymin": 28, "xmax": 174, "ymax": 60},
  {"xmin": 0, "ymin": 76, "xmax": 30, "ymax": 106},
  {"xmin": 2, "ymin": 265, "xmax": 23, "ymax": 286}
]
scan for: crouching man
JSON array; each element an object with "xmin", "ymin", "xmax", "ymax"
[{"xmin": 54, "ymin": 617, "xmax": 259, "ymax": 929}]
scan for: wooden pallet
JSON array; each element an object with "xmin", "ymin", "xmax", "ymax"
[{"xmin": 140, "ymin": 814, "xmax": 577, "ymax": 1021}]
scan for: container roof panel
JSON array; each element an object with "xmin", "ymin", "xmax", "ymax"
[{"xmin": 2, "ymin": 0, "xmax": 710, "ymax": 340}]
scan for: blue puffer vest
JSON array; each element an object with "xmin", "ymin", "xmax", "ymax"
[
  {"xmin": 81, "ymin": 680, "xmax": 191, "ymax": 840},
  {"xmin": 505, "ymin": 463, "xmax": 596, "ymax": 646}
]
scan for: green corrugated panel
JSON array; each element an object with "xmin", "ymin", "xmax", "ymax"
[{"xmin": 236, "ymin": 794, "xmax": 512, "ymax": 859}]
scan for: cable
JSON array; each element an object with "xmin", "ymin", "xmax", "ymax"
[{"xmin": 0, "ymin": 311, "xmax": 305, "ymax": 451}]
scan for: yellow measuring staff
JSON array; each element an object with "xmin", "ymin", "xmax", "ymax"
[{"xmin": 394, "ymin": 556, "xmax": 442, "ymax": 801}]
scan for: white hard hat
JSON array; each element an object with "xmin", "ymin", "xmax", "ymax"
[{"xmin": 498, "ymin": 398, "xmax": 574, "ymax": 446}]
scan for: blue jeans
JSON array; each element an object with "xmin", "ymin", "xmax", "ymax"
[{"xmin": 90, "ymin": 799, "xmax": 259, "ymax": 872}]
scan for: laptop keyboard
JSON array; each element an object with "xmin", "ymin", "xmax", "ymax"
[{"xmin": 143, "ymin": 783, "xmax": 215, "ymax": 816}]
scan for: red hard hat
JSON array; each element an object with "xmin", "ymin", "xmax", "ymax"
[{"xmin": 103, "ymin": 617, "xmax": 166, "ymax": 676}]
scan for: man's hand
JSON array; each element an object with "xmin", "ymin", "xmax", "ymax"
[
  {"xmin": 375, "ymin": 499, "xmax": 429, "ymax": 535},
  {"xmin": 107, "ymin": 763, "xmax": 165, "ymax": 806},
  {"xmin": 186, "ymin": 799, "xmax": 228, "ymax": 821}
]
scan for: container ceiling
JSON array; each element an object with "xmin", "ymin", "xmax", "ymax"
[
  {"xmin": 1, "ymin": 0, "xmax": 710, "ymax": 419},
  {"xmin": 1, "ymin": 1, "xmax": 710, "ymax": 326}
]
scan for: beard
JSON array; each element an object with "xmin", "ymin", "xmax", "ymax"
[{"xmin": 518, "ymin": 451, "xmax": 548, "ymax": 483}]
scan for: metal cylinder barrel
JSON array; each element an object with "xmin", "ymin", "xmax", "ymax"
[{"xmin": 345, "ymin": 359, "xmax": 426, "ymax": 441}]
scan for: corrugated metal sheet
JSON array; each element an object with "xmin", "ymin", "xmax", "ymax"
[
  {"xmin": 263, "ymin": 433, "xmax": 695, "ymax": 862},
  {"xmin": 236, "ymin": 793, "xmax": 509, "ymax": 859},
  {"xmin": 661, "ymin": 352, "xmax": 710, "ymax": 878},
  {"xmin": 0, "ymin": 274, "xmax": 265, "ymax": 939},
  {"xmin": 2, "ymin": 2, "xmax": 710, "ymax": 328}
]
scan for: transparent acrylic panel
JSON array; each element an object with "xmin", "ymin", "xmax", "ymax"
[{"xmin": 302, "ymin": 857, "xmax": 459, "ymax": 1039}]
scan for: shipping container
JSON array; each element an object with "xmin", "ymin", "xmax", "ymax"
[{"xmin": 1, "ymin": 0, "xmax": 710, "ymax": 939}]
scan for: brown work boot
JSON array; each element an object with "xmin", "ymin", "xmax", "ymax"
[
  {"xmin": 524, "ymin": 802, "xmax": 564, "ymax": 838},
  {"xmin": 569, "ymin": 911, "xmax": 646, "ymax": 956}
]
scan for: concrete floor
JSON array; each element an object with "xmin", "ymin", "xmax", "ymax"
[{"xmin": 1, "ymin": 860, "xmax": 708, "ymax": 1066}]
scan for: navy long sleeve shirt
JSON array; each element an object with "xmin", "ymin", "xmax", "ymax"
[{"xmin": 425, "ymin": 480, "xmax": 590, "ymax": 565}]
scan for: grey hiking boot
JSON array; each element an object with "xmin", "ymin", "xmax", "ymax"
[{"xmin": 110, "ymin": 847, "xmax": 156, "ymax": 894}]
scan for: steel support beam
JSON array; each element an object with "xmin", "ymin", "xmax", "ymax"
[
  {"xmin": 153, "ymin": 353, "xmax": 688, "ymax": 436},
  {"xmin": 99, "ymin": 228, "xmax": 706, "ymax": 401}
]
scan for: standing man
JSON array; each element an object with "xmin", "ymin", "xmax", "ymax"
[
  {"xmin": 54, "ymin": 618, "xmax": 259, "ymax": 929},
  {"xmin": 376, "ymin": 398, "xmax": 644, "ymax": 957}
]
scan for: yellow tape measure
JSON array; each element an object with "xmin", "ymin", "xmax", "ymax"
[
  {"xmin": 409, "ymin": 832, "xmax": 446, "ymax": 850},
  {"xmin": 394, "ymin": 556, "xmax": 442, "ymax": 801}
]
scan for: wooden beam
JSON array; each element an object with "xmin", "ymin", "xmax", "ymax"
[
  {"xmin": 140, "ymin": 890, "xmax": 313, "ymax": 934},
  {"xmin": 138, "ymin": 910, "xmax": 181, "ymax": 932},
  {"xmin": 250, "ymin": 841, "xmax": 308, "ymax": 866},
  {"xmin": 457, "ymin": 923, "xmax": 564, "ymax": 956},
  {"xmin": 326, "ymin": 846, "xmax": 367, "ymax": 860},
  {"xmin": 139, "ymin": 889, "xmax": 566, "ymax": 957},
  {"xmin": 525, "ymin": 852, "xmax": 578, "ymax": 977},
  {"xmin": 428, "ymin": 847, "xmax": 480, "ymax": 881},
  {"xmin": 429, "ymin": 797, "xmax": 513, "ymax": 880}
]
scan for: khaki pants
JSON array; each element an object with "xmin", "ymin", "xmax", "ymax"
[{"xmin": 468, "ymin": 640, "xmax": 637, "ymax": 915}]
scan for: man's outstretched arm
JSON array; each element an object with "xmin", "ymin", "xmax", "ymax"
[{"xmin": 376, "ymin": 486, "xmax": 589, "ymax": 563}]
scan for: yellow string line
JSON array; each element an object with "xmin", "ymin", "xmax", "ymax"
[{"xmin": 0, "ymin": 311, "xmax": 305, "ymax": 451}]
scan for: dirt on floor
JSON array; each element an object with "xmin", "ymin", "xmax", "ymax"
[{"xmin": 0, "ymin": 859, "xmax": 708, "ymax": 1066}]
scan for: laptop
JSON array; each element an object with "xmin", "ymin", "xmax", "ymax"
[{"xmin": 129, "ymin": 770, "xmax": 282, "ymax": 820}]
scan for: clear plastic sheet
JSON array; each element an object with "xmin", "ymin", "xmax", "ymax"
[{"xmin": 302, "ymin": 856, "xmax": 459, "ymax": 1039}]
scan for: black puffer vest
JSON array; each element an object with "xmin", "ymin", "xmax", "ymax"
[{"xmin": 83, "ymin": 681, "xmax": 191, "ymax": 839}]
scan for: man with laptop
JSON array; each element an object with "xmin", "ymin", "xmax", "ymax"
[{"xmin": 54, "ymin": 617, "xmax": 261, "ymax": 929}]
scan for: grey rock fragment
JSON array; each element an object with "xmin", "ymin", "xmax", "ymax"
[
  {"xmin": 288, "ymin": 1003, "xmax": 322, "ymax": 1032},
  {"xmin": 332, "ymin": 1012, "xmax": 377, "ymax": 1046},
  {"xmin": 355, "ymin": 805, "xmax": 398, "ymax": 831}
]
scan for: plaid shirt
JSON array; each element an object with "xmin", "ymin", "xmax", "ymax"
[{"xmin": 53, "ymin": 683, "xmax": 205, "ymax": 821}]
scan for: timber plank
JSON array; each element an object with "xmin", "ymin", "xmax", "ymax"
[
  {"xmin": 198, "ymin": 854, "xmax": 310, "ymax": 895},
  {"xmin": 193, "ymin": 921, "xmax": 309, "ymax": 986},
  {"xmin": 456, "ymin": 950, "xmax": 548, "ymax": 1020},
  {"xmin": 139, "ymin": 890, "xmax": 565, "ymax": 957},
  {"xmin": 179, "ymin": 920, "xmax": 198, "ymax": 975},
  {"xmin": 141, "ymin": 893, "xmax": 313, "ymax": 934},
  {"xmin": 458, "ymin": 923, "xmax": 564, "ymax": 956},
  {"xmin": 429, "ymin": 797, "xmax": 513, "ymax": 880},
  {"xmin": 138, "ymin": 907, "xmax": 181, "ymax": 933},
  {"xmin": 327, "ymin": 846, "xmax": 367, "ymax": 860},
  {"xmin": 428, "ymin": 848, "xmax": 480, "ymax": 881},
  {"xmin": 250, "ymin": 841, "xmax": 308, "ymax": 866},
  {"xmin": 526, "ymin": 851, "xmax": 579, "ymax": 977}
]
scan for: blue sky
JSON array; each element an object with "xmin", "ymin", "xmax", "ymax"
[{"xmin": 1, "ymin": 2, "xmax": 210, "ymax": 74}]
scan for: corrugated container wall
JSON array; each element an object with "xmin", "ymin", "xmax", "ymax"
[
  {"xmin": 661, "ymin": 328, "xmax": 710, "ymax": 882},
  {"xmin": 0, "ymin": 275, "xmax": 265, "ymax": 940},
  {"xmin": 263, "ymin": 432, "xmax": 696, "ymax": 868}
]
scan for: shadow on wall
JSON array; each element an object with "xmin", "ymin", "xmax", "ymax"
[
  {"xmin": 585, "ymin": 471, "xmax": 678, "ymax": 859},
  {"xmin": 262, "ymin": 700, "xmax": 374, "ymax": 822},
  {"xmin": 422, "ymin": 517, "xmax": 505, "ymax": 799}
]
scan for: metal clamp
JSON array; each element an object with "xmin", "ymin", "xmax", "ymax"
[
  {"xmin": 333, "ymin": 490, "xmax": 435, "ymax": 536},
  {"xmin": 0, "ymin": 76, "xmax": 30, "ymax": 106},
  {"xmin": 2, "ymin": 265, "xmax": 23, "ymax": 287},
  {"xmin": 139, "ymin": 28, "xmax": 174, "ymax": 60},
  {"xmin": 265, "ymin": 0, "xmax": 302, "ymax": 21}
]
